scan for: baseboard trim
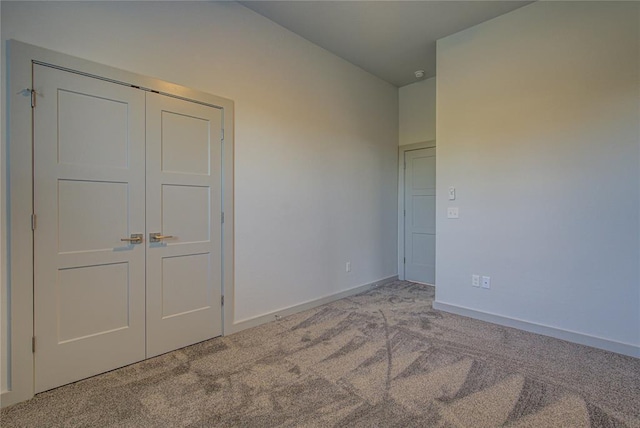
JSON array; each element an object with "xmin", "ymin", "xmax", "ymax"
[
  {"xmin": 433, "ymin": 301, "xmax": 639, "ymax": 359},
  {"xmin": 230, "ymin": 275, "xmax": 398, "ymax": 334},
  {"xmin": 1, "ymin": 390, "xmax": 24, "ymax": 409}
]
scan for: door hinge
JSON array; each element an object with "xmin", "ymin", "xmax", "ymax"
[
  {"xmin": 31, "ymin": 213, "xmax": 37, "ymax": 230},
  {"xmin": 403, "ymin": 257, "xmax": 406, "ymax": 264},
  {"xmin": 31, "ymin": 89, "xmax": 37, "ymax": 108},
  {"xmin": 221, "ymin": 128, "xmax": 225, "ymax": 141},
  {"xmin": 221, "ymin": 212, "xmax": 224, "ymax": 224},
  {"xmin": 32, "ymin": 337, "xmax": 36, "ymax": 353},
  {"xmin": 404, "ymin": 161, "xmax": 406, "ymax": 170},
  {"xmin": 403, "ymin": 210, "xmax": 406, "ymax": 217},
  {"xmin": 221, "ymin": 295, "xmax": 224, "ymax": 306}
]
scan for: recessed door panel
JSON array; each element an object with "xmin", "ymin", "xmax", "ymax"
[
  {"xmin": 58, "ymin": 180, "xmax": 129, "ymax": 253},
  {"xmin": 34, "ymin": 64, "xmax": 146, "ymax": 393},
  {"xmin": 58, "ymin": 90, "xmax": 129, "ymax": 168},
  {"xmin": 161, "ymin": 185, "xmax": 211, "ymax": 244},
  {"xmin": 412, "ymin": 156, "xmax": 436, "ymax": 189},
  {"xmin": 411, "ymin": 195, "xmax": 436, "ymax": 232},
  {"xmin": 411, "ymin": 234, "xmax": 436, "ymax": 267},
  {"xmin": 162, "ymin": 253, "xmax": 212, "ymax": 318},
  {"xmin": 146, "ymin": 92, "xmax": 223, "ymax": 358},
  {"xmin": 161, "ymin": 111, "xmax": 210, "ymax": 175},
  {"xmin": 57, "ymin": 263, "xmax": 130, "ymax": 342}
]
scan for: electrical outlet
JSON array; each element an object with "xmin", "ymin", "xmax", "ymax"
[
  {"xmin": 275, "ymin": 314, "xmax": 281, "ymax": 321},
  {"xmin": 447, "ymin": 207, "xmax": 459, "ymax": 219},
  {"xmin": 482, "ymin": 276, "xmax": 491, "ymax": 289},
  {"xmin": 346, "ymin": 261, "xmax": 351, "ymax": 272},
  {"xmin": 472, "ymin": 275, "xmax": 480, "ymax": 287}
]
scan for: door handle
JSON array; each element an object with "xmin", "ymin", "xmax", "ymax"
[
  {"xmin": 121, "ymin": 233, "xmax": 143, "ymax": 244},
  {"xmin": 150, "ymin": 233, "xmax": 175, "ymax": 243}
]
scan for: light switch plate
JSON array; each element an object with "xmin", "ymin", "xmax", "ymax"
[
  {"xmin": 447, "ymin": 207, "xmax": 459, "ymax": 219},
  {"xmin": 472, "ymin": 275, "xmax": 480, "ymax": 287},
  {"xmin": 448, "ymin": 186, "xmax": 456, "ymax": 200}
]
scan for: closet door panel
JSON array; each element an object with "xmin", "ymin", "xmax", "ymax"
[
  {"xmin": 33, "ymin": 64, "xmax": 146, "ymax": 392},
  {"xmin": 145, "ymin": 92, "xmax": 223, "ymax": 357}
]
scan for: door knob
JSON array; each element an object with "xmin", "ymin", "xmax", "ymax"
[
  {"xmin": 150, "ymin": 233, "xmax": 175, "ymax": 243},
  {"xmin": 121, "ymin": 233, "xmax": 143, "ymax": 244}
]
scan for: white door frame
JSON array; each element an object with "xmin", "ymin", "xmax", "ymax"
[
  {"xmin": 2, "ymin": 40, "xmax": 235, "ymax": 407},
  {"xmin": 397, "ymin": 141, "xmax": 436, "ymax": 281}
]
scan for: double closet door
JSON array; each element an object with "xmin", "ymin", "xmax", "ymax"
[{"xmin": 33, "ymin": 64, "xmax": 223, "ymax": 392}]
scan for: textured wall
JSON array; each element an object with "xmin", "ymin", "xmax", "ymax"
[
  {"xmin": 436, "ymin": 1, "xmax": 639, "ymax": 349},
  {"xmin": 1, "ymin": 1, "xmax": 399, "ymax": 394},
  {"xmin": 399, "ymin": 77, "xmax": 436, "ymax": 146}
]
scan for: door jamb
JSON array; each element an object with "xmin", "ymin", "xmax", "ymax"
[
  {"xmin": 3, "ymin": 40, "xmax": 235, "ymax": 407},
  {"xmin": 397, "ymin": 141, "xmax": 436, "ymax": 281}
]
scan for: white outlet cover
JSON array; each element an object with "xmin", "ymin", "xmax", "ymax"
[
  {"xmin": 447, "ymin": 207, "xmax": 459, "ymax": 219},
  {"xmin": 472, "ymin": 275, "xmax": 480, "ymax": 287},
  {"xmin": 482, "ymin": 276, "xmax": 491, "ymax": 289}
]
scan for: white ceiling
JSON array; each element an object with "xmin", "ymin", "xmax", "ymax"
[{"xmin": 240, "ymin": 1, "xmax": 533, "ymax": 87}]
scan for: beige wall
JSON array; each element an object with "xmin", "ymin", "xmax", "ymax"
[
  {"xmin": 399, "ymin": 77, "xmax": 436, "ymax": 146},
  {"xmin": 436, "ymin": 1, "xmax": 639, "ymax": 354},
  {"xmin": 1, "ymin": 1, "xmax": 399, "ymax": 396}
]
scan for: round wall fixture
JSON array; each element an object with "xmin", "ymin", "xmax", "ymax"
[{"xmin": 414, "ymin": 70, "xmax": 425, "ymax": 79}]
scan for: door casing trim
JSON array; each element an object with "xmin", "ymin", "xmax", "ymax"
[
  {"xmin": 397, "ymin": 141, "xmax": 436, "ymax": 281},
  {"xmin": 2, "ymin": 40, "xmax": 235, "ymax": 407}
]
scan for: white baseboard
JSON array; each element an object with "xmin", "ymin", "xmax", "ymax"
[
  {"xmin": 433, "ymin": 301, "xmax": 639, "ymax": 359},
  {"xmin": 230, "ymin": 276, "xmax": 398, "ymax": 334},
  {"xmin": 1, "ymin": 390, "xmax": 23, "ymax": 409}
]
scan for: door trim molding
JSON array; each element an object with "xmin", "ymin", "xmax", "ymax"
[
  {"xmin": 397, "ymin": 141, "xmax": 436, "ymax": 281},
  {"xmin": 2, "ymin": 40, "xmax": 235, "ymax": 407}
]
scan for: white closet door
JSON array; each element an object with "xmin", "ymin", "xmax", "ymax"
[
  {"xmin": 404, "ymin": 147, "xmax": 436, "ymax": 285},
  {"xmin": 33, "ymin": 64, "xmax": 146, "ymax": 392},
  {"xmin": 145, "ymin": 92, "xmax": 223, "ymax": 357}
]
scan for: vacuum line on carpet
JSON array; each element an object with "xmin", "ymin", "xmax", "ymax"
[{"xmin": 379, "ymin": 309, "xmax": 393, "ymax": 401}]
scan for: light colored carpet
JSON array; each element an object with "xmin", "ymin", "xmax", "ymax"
[{"xmin": 2, "ymin": 281, "xmax": 639, "ymax": 427}]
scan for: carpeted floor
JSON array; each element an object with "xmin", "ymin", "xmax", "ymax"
[{"xmin": 2, "ymin": 281, "xmax": 639, "ymax": 427}]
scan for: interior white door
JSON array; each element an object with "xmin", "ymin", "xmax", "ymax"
[
  {"xmin": 145, "ymin": 92, "xmax": 223, "ymax": 357},
  {"xmin": 33, "ymin": 64, "xmax": 146, "ymax": 392},
  {"xmin": 404, "ymin": 147, "xmax": 436, "ymax": 284}
]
